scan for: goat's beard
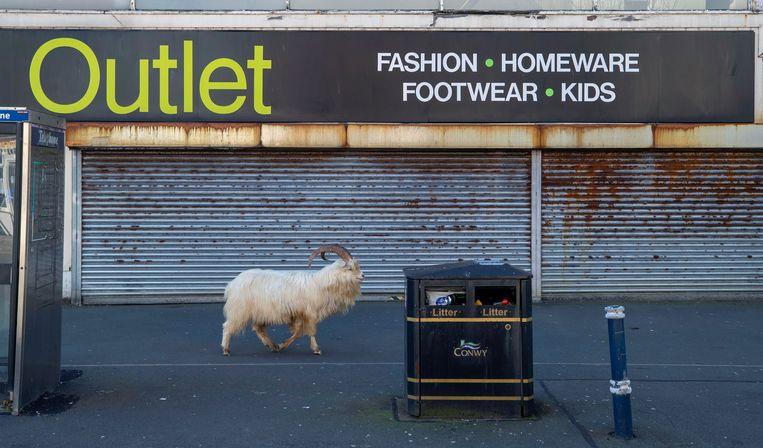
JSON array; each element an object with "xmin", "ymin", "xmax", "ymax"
[
  {"xmin": 337, "ymin": 299, "xmax": 355, "ymax": 315},
  {"xmin": 336, "ymin": 281, "xmax": 361, "ymax": 315},
  {"xmin": 317, "ymin": 277, "xmax": 361, "ymax": 320}
]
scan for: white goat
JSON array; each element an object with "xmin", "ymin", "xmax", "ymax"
[{"xmin": 221, "ymin": 245, "xmax": 364, "ymax": 356}]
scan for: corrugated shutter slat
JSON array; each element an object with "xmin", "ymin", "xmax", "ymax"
[
  {"xmin": 81, "ymin": 149, "xmax": 531, "ymax": 304},
  {"xmin": 541, "ymin": 150, "xmax": 763, "ymax": 297}
]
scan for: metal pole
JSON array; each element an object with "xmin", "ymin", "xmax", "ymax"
[
  {"xmin": 530, "ymin": 149, "xmax": 542, "ymax": 301},
  {"xmin": 605, "ymin": 305, "xmax": 633, "ymax": 439}
]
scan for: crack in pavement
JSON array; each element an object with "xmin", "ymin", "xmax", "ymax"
[{"xmin": 539, "ymin": 379, "xmax": 599, "ymax": 448}]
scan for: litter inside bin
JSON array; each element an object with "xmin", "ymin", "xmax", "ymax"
[
  {"xmin": 475, "ymin": 286, "xmax": 516, "ymax": 306},
  {"xmin": 425, "ymin": 290, "xmax": 466, "ymax": 306}
]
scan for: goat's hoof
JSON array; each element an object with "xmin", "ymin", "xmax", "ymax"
[
  {"xmin": 222, "ymin": 349, "xmax": 230, "ymax": 356},
  {"xmin": 270, "ymin": 346, "xmax": 281, "ymax": 353},
  {"xmin": 313, "ymin": 349, "xmax": 322, "ymax": 355}
]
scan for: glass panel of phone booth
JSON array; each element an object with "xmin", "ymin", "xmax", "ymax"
[
  {"xmin": 0, "ymin": 124, "xmax": 18, "ymax": 390},
  {"xmin": 11, "ymin": 123, "xmax": 65, "ymax": 414}
]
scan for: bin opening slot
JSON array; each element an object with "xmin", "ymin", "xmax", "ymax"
[
  {"xmin": 475, "ymin": 286, "xmax": 516, "ymax": 307},
  {"xmin": 425, "ymin": 288, "xmax": 466, "ymax": 307}
]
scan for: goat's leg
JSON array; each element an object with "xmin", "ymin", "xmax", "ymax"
[
  {"xmin": 304, "ymin": 321, "xmax": 321, "ymax": 355},
  {"xmin": 278, "ymin": 319, "xmax": 304, "ymax": 352},
  {"xmin": 309, "ymin": 335, "xmax": 321, "ymax": 355},
  {"xmin": 253, "ymin": 324, "xmax": 280, "ymax": 352},
  {"xmin": 221, "ymin": 321, "xmax": 234, "ymax": 356}
]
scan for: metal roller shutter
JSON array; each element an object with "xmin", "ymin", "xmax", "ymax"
[
  {"xmin": 80, "ymin": 149, "xmax": 531, "ymax": 304},
  {"xmin": 542, "ymin": 150, "xmax": 762, "ymax": 298}
]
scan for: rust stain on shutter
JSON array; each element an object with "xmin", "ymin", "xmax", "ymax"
[{"xmin": 542, "ymin": 150, "xmax": 762, "ymax": 298}]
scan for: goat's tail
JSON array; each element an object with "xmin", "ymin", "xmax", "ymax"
[
  {"xmin": 221, "ymin": 282, "xmax": 246, "ymax": 337},
  {"xmin": 221, "ymin": 282, "xmax": 233, "ymax": 319}
]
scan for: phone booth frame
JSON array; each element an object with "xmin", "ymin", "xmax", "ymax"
[{"xmin": 0, "ymin": 107, "xmax": 66, "ymax": 415}]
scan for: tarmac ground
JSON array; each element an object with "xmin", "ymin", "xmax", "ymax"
[{"xmin": 1, "ymin": 300, "xmax": 761, "ymax": 448}]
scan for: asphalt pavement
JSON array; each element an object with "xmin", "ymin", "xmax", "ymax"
[{"xmin": 1, "ymin": 300, "xmax": 761, "ymax": 448}]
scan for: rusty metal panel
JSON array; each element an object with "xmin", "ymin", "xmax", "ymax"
[
  {"xmin": 0, "ymin": 0, "xmax": 132, "ymax": 9},
  {"xmin": 79, "ymin": 148, "xmax": 531, "ymax": 303},
  {"xmin": 261, "ymin": 124, "xmax": 346, "ymax": 148},
  {"xmin": 66, "ymin": 123, "xmax": 261, "ymax": 148},
  {"xmin": 653, "ymin": 124, "xmax": 763, "ymax": 149},
  {"xmin": 288, "ymin": 0, "xmax": 439, "ymax": 10},
  {"xmin": 596, "ymin": 0, "xmax": 749, "ymax": 10},
  {"xmin": 540, "ymin": 125, "xmax": 652, "ymax": 149},
  {"xmin": 541, "ymin": 150, "xmax": 762, "ymax": 298},
  {"xmin": 137, "ymin": 0, "xmax": 287, "ymax": 10},
  {"xmin": 443, "ymin": 0, "xmax": 594, "ymax": 10},
  {"xmin": 348, "ymin": 124, "xmax": 540, "ymax": 149}
]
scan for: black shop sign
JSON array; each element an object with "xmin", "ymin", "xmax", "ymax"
[{"xmin": 0, "ymin": 30, "xmax": 754, "ymax": 123}]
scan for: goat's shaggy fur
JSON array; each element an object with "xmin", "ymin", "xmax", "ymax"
[{"xmin": 221, "ymin": 258, "xmax": 363, "ymax": 355}]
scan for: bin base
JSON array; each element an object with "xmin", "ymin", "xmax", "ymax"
[{"xmin": 393, "ymin": 397, "xmax": 534, "ymax": 422}]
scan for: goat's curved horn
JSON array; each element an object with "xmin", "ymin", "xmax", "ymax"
[{"xmin": 307, "ymin": 244, "xmax": 353, "ymax": 268}]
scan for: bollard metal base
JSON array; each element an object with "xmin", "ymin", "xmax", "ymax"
[
  {"xmin": 609, "ymin": 431, "xmax": 636, "ymax": 441},
  {"xmin": 611, "ymin": 393, "xmax": 634, "ymax": 439}
]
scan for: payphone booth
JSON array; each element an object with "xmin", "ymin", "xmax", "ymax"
[{"xmin": 0, "ymin": 108, "xmax": 65, "ymax": 415}]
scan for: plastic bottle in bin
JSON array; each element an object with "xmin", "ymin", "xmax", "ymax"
[
  {"xmin": 433, "ymin": 295, "xmax": 453, "ymax": 306},
  {"xmin": 426, "ymin": 291, "xmax": 465, "ymax": 306}
]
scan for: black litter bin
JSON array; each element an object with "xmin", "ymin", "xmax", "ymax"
[{"xmin": 403, "ymin": 259, "xmax": 534, "ymax": 418}]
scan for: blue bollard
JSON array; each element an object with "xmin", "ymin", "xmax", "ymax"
[{"xmin": 605, "ymin": 305, "xmax": 634, "ymax": 439}]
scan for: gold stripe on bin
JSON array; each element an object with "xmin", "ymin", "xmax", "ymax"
[
  {"xmin": 406, "ymin": 317, "xmax": 532, "ymax": 323},
  {"xmin": 408, "ymin": 395, "xmax": 534, "ymax": 402},
  {"xmin": 407, "ymin": 377, "xmax": 533, "ymax": 384}
]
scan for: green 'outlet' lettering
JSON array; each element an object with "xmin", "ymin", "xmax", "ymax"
[
  {"xmin": 106, "ymin": 59, "xmax": 150, "ymax": 114},
  {"xmin": 29, "ymin": 38, "xmax": 272, "ymax": 116},
  {"xmin": 199, "ymin": 58, "xmax": 247, "ymax": 115},
  {"xmin": 152, "ymin": 45, "xmax": 178, "ymax": 115},
  {"xmin": 247, "ymin": 45, "xmax": 272, "ymax": 115},
  {"xmin": 29, "ymin": 37, "xmax": 100, "ymax": 114}
]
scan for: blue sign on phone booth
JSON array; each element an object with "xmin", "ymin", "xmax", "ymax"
[{"xmin": 0, "ymin": 109, "xmax": 29, "ymax": 122}]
